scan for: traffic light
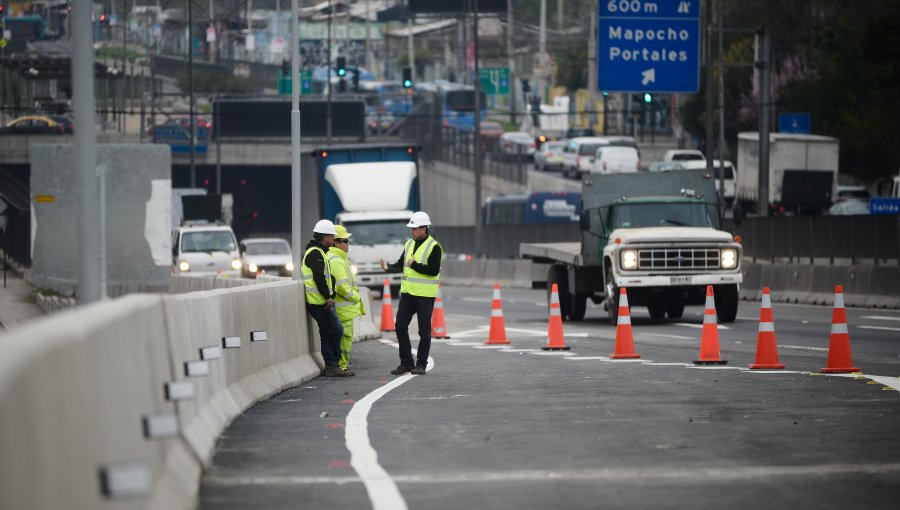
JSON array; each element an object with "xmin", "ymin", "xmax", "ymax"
[
  {"xmin": 402, "ymin": 67, "xmax": 412, "ymax": 88},
  {"xmin": 0, "ymin": 4, "xmax": 5, "ymax": 17},
  {"xmin": 336, "ymin": 56, "xmax": 346, "ymax": 77},
  {"xmin": 644, "ymin": 93, "xmax": 652, "ymax": 103},
  {"xmin": 281, "ymin": 59, "xmax": 290, "ymax": 77},
  {"xmin": 521, "ymin": 78, "xmax": 531, "ymax": 94}
]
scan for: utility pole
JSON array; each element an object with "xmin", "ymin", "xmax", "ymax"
[
  {"xmin": 291, "ymin": 0, "xmax": 302, "ymax": 280},
  {"xmin": 507, "ymin": 0, "xmax": 515, "ymax": 125},
  {"xmin": 716, "ymin": 0, "xmax": 725, "ymax": 221},
  {"xmin": 188, "ymin": 0, "xmax": 195, "ymax": 187},
  {"xmin": 704, "ymin": 0, "xmax": 714, "ymax": 187},
  {"xmin": 326, "ymin": 0, "xmax": 332, "ymax": 142},
  {"xmin": 473, "ymin": 0, "xmax": 483, "ymax": 257},
  {"xmin": 407, "ymin": 15, "xmax": 415, "ymax": 82},
  {"xmin": 757, "ymin": 28, "xmax": 771, "ymax": 217}
]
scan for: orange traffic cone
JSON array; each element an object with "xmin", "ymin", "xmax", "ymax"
[
  {"xmin": 431, "ymin": 283, "xmax": 450, "ymax": 339},
  {"xmin": 610, "ymin": 287, "xmax": 640, "ymax": 358},
  {"xmin": 750, "ymin": 287, "xmax": 785, "ymax": 369},
  {"xmin": 542, "ymin": 283, "xmax": 570, "ymax": 351},
  {"xmin": 380, "ymin": 279, "xmax": 396, "ymax": 332},
  {"xmin": 485, "ymin": 283, "xmax": 510, "ymax": 345},
  {"xmin": 694, "ymin": 286, "xmax": 727, "ymax": 365},
  {"xmin": 821, "ymin": 285, "xmax": 860, "ymax": 373}
]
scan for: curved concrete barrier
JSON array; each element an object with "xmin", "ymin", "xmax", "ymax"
[{"xmin": 0, "ymin": 279, "xmax": 321, "ymax": 510}]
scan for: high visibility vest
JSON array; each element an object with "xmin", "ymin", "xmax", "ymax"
[
  {"xmin": 326, "ymin": 247, "xmax": 364, "ymax": 321},
  {"xmin": 301, "ymin": 245, "xmax": 332, "ymax": 305},
  {"xmin": 400, "ymin": 236, "xmax": 441, "ymax": 298}
]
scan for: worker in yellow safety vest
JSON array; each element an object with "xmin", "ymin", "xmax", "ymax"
[
  {"xmin": 326, "ymin": 225, "xmax": 366, "ymax": 372},
  {"xmin": 379, "ymin": 211, "xmax": 443, "ymax": 376},
  {"xmin": 303, "ymin": 219, "xmax": 352, "ymax": 377}
]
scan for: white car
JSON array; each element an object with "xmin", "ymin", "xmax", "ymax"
[
  {"xmin": 172, "ymin": 224, "xmax": 242, "ymax": 277},
  {"xmin": 712, "ymin": 160, "xmax": 737, "ymax": 206},
  {"xmin": 239, "ymin": 238, "xmax": 294, "ymax": 278},
  {"xmin": 497, "ymin": 132, "xmax": 536, "ymax": 159},
  {"xmin": 828, "ymin": 199, "xmax": 869, "ymax": 215},
  {"xmin": 591, "ymin": 146, "xmax": 640, "ymax": 174},
  {"xmin": 534, "ymin": 141, "xmax": 567, "ymax": 171},
  {"xmin": 561, "ymin": 137, "xmax": 610, "ymax": 178},
  {"xmin": 663, "ymin": 149, "xmax": 707, "ymax": 169}
]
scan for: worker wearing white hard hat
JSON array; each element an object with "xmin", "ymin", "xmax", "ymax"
[
  {"xmin": 379, "ymin": 211, "xmax": 443, "ymax": 376},
  {"xmin": 303, "ymin": 219, "xmax": 352, "ymax": 377}
]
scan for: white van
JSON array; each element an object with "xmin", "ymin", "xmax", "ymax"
[
  {"xmin": 172, "ymin": 224, "xmax": 242, "ymax": 277},
  {"xmin": 561, "ymin": 137, "xmax": 610, "ymax": 178},
  {"xmin": 712, "ymin": 160, "xmax": 737, "ymax": 206},
  {"xmin": 663, "ymin": 149, "xmax": 707, "ymax": 169},
  {"xmin": 591, "ymin": 146, "xmax": 640, "ymax": 174}
]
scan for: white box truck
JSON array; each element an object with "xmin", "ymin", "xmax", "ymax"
[{"xmin": 735, "ymin": 132, "xmax": 839, "ymax": 214}]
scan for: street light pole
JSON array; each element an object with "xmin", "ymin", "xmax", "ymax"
[
  {"xmin": 188, "ymin": 0, "xmax": 195, "ymax": 188},
  {"xmin": 291, "ymin": 0, "xmax": 302, "ymax": 281}
]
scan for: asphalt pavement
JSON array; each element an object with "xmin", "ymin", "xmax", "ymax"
[{"xmin": 199, "ymin": 285, "xmax": 900, "ymax": 510}]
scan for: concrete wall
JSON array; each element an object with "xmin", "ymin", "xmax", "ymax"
[
  {"xmin": 0, "ymin": 279, "xmax": 323, "ymax": 510},
  {"xmin": 30, "ymin": 144, "xmax": 172, "ymax": 295}
]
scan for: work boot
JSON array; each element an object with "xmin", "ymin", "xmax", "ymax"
[
  {"xmin": 411, "ymin": 366, "xmax": 426, "ymax": 375},
  {"xmin": 331, "ymin": 368, "xmax": 355, "ymax": 377},
  {"xmin": 390, "ymin": 364, "xmax": 414, "ymax": 375}
]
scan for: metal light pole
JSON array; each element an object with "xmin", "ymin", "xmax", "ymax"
[
  {"xmin": 473, "ymin": 0, "xmax": 483, "ymax": 257},
  {"xmin": 291, "ymin": 0, "xmax": 302, "ymax": 280},
  {"xmin": 73, "ymin": 0, "xmax": 101, "ymax": 303},
  {"xmin": 188, "ymin": 0, "xmax": 196, "ymax": 187}
]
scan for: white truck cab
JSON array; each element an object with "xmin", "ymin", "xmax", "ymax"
[{"xmin": 172, "ymin": 224, "xmax": 242, "ymax": 277}]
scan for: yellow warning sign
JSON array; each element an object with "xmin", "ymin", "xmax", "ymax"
[{"xmin": 34, "ymin": 195, "xmax": 55, "ymax": 203}]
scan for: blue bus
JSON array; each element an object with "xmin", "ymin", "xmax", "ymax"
[
  {"xmin": 483, "ymin": 191, "xmax": 582, "ymax": 225},
  {"xmin": 416, "ymin": 80, "xmax": 487, "ymax": 131}
]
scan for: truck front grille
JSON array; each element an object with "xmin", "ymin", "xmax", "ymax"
[{"xmin": 638, "ymin": 247, "xmax": 720, "ymax": 271}]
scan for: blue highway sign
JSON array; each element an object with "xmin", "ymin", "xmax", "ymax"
[
  {"xmin": 778, "ymin": 113, "xmax": 812, "ymax": 134},
  {"xmin": 597, "ymin": 0, "xmax": 701, "ymax": 93}
]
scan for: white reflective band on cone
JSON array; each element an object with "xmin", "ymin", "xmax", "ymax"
[
  {"xmin": 705, "ymin": 295, "xmax": 715, "ymax": 309},
  {"xmin": 620, "ymin": 293, "xmax": 629, "ymax": 307},
  {"xmin": 550, "ymin": 293, "xmax": 560, "ymax": 304},
  {"xmin": 703, "ymin": 313, "xmax": 718, "ymax": 324},
  {"xmin": 762, "ymin": 294, "xmax": 771, "ymax": 308},
  {"xmin": 758, "ymin": 322, "xmax": 775, "ymax": 332},
  {"xmin": 834, "ymin": 293, "xmax": 845, "ymax": 309},
  {"xmin": 493, "ymin": 289, "xmax": 502, "ymax": 299},
  {"xmin": 491, "ymin": 309, "xmax": 504, "ymax": 317},
  {"xmin": 617, "ymin": 315, "xmax": 631, "ymax": 325},
  {"xmin": 831, "ymin": 323, "xmax": 849, "ymax": 335},
  {"xmin": 550, "ymin": 308, "xmax": 561, "ymax": 317},
  {"xmin": 434, "ymin": 301, "xmax": 443, "ymax": 309}
]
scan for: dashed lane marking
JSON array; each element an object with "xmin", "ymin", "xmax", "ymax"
[
  {"xmin": 858, "ymin": 325, "xmax": 900, "ymax": 333},
  {"xmin": 780, "ymin": 344, "xmax": 829, "ymax": 352},
  {"xmin": 860, "ymin": 315, "xmax": 900, "ymax": 322}
]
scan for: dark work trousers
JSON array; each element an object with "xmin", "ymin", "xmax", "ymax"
[
  {"xmin": 395, "ymin": 292, "xmax": 435, "ymax": 368},
  {"xmin": 307, "ymin": 304, "xmax": 344, "ymax": 367}
]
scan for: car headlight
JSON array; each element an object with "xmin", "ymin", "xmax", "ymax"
[
  {"xmin": 248, "ymin": 263, "xmax": 258, "ymax": 273},
  {"xmin": 721, "ymin": 248, "xmax": 738, "ymax": 269},
  {"xmin": 178, "ymin": 260, "xmax": 190, "ymax": 272},
  {"xmin": 620, "ymin": 249, "xmax": 638, "ymax": 270},
  {"xmin": 285, "ymin": 261, "xmax": 294, "ymax": 272},
  {"xmin": 231, "ymin": 259, "xmax": 242, "ymax": 270},
  {"xmin": 350, "ymin": 264, "xmax": 358, "ymax": 275}
]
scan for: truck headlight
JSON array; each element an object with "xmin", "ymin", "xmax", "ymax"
[
  {"xmin": 178, "ymin": 260, "xmax": 190, "ymax": 272},
  {"xmin": 620, "ymin": 249, "xmax": 638, "ymax": 270},
  {"xmin": 231, "ymin": 259, "xmax": 242, "ymax": 270},
  {"xmin": 248, "ymin": 263, "xmax": 258, "ymax": 273},
  {"xmin": 721, "ymin": 248, "xmax": 738, "ymax": 269},
  {"xmin": 285, "ymin": 261, "xmax": 294, "ymax": 272}
]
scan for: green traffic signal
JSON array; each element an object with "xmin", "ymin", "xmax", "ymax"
[{"xmin": 644, "ymin": 93, "xmax": 652, "ymax": 103}]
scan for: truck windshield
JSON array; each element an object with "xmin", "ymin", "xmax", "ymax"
[
  {"xmin": 610, "ymin": 203, "xmax": 712, "ymax": 229},
  {"xmin": 182, "ymin": 231, "xmax": 236, "ymax": 252},
  {"xmin": 343, "ymin": 220, "xmax": 410, "ymax": 245},
  {"xmin": 243, "ymin": 241, "xmax": 290, "ymax": 255}
]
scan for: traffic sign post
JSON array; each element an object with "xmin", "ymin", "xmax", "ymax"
[
  {"xmin": 597, "ymin": 0, "xmax": 701, "ymax": 93},
  {"xmin": 478, "ymin": 67, "xmax": 509, "ymax": 95},
  {"xmin": 778, "ymin": 113, "xmax": 811, "ymax": 134}
]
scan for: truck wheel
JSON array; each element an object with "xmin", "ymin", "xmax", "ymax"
[
  {"xmin": 605, "ymin": 266, "xmax": 619, "ymax": 326},
  {"xmin": 570, "ymin": 294, "xmax": 587, "ymax": 321},
  {"xmin": 547, "ymin": 265, "xmax": 571, "ymax": 321},
  {"xmin": 666, "ymin": 302, "xmax": 685, "ymax": 319},
  {"xmin": 714, "ymin": 284, "xmax": 739, "ymax": 323},
  {"xmin": 647, "ymin": 300, "xmax": 666, "ymax": 321}
]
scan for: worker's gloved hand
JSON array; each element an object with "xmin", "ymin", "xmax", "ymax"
[{"xmin": 325, "ymin": 298, "xmax": 335, "ymax": 311}]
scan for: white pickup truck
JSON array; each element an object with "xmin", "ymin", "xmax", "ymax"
[{"xmin": 520, "ymin": 170, "xmax": 742, "ymax": 323}]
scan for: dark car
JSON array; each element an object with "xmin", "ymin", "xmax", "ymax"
[
  {"xmin": 0, "ymin": 115, "xmax": 67, "ymax": 135},
  {"xmin": 565, "ymin": 127, "xmax": 595, "ymax": 139},
  {"xmin": 49, "ymin": 115, "xmax": 75, "ymax": 134}
]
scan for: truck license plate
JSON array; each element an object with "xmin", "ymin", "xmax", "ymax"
[{"xmin": 670, "ymin": 275, "xmax": 692, "ymax": 285}]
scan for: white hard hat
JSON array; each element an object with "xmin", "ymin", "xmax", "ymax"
[
  {"xmin": 406, "ymin": 211, "xmax": 432, "ymax": 228},
  {"xmin": 313, "ymin": 219, "xmax": 337, "ymax": 235}
]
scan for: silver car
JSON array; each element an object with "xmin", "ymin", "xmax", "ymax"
[
  {"xmin": 534, "ymin": 141, "xmax": 567, "ymax": 171},
  {"xmin": 239, "ymin": 238, "xmax": 294, "ymax": 278}
]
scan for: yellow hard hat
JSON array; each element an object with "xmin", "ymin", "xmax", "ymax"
[{"xmin": 334, "ymin": 224, "xmax": 352, "ymax": 239}]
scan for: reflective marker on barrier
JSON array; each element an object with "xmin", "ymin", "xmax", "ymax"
[
  {"xmin": 222, "ymin": 336, "xmax": 241, "ymax": 349},
  {"xmin": 164, "ymin": 380, "xmax": 195, "ymax": 401},
  {"xmin": 99, "ymin": 461, "xmax": 152, "ymax": 498},
  {"xmin": 251, "ymin": 330, "xmax": 268, "ymax": 342},
  {"xmin": 184, "ymin": 360, "xmax": 210, "ymax": 377},
  {"xmin": 142, "ymin": 412, "xmax": 179, "ymax": 439},
  {"xmin": 200, "ymin": 345, "xmax": 222, "ymax": 360}
]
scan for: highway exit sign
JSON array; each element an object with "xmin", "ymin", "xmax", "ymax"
[
  {"xmin": 478, "ymin": 67, "xmax": 509, "ymax": 95},
  {"xmin": 597, "ymin": 0, "xmax": 701, "ymax": 93}
]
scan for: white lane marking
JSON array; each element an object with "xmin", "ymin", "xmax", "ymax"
[
  {"xmin": 641, "ymin": 333, "xmax": 696, "ymax": 341},
  {"xmin": 645, "ymin": 362, "xmax": 692, "ymax": 367},
  {"xmin": 745, "ymin": 370, "xmax": 807, "ymax": 374},
  {"xmin": 736, "ymin": 316, "xmax": 758, "ymax": 321},
  {"xmin": 781, "ymin": 344, "xmax": 829, "ymax": 352},
  {"xmin": 471, "ymin": 345, "xmax": 510, "ymax": 349},
  {"xmin": 675, "ymin": 323, "xmax": 731, "ymax": 330},
  {"xmin": 531, "ymin": 351, "xmax": 577, "ymax": 357},
  {"xmin": 346, "ymin": 343, "xmax": 434, "ymax": 510},
  {"xmin": 861, "ymin": 316, "xmax": 900, "ymax": 322},
  {"xmin": 565, "ymin": 356, "xmax": 611, "ymax": 361},
  {"xmin": 446, "ymin": 314, "xmax": 485, "ymax": 321},
  {"xmin": 867, "ymin": 375, "xmax": 900, "ymax": 393},
  {"xmin": 206, "ymin": 462, "xmax": 900, "ymax": 486},
  {"xmin": 500, "ymin": 348, "xmax": 539, "ymax": 353},
  {"xmin": 689, "ymin": 366, "xmax": 747, "ymax": 371},
  {"xmin": 858, "ymin": 325, "xmax": 900, "ymax": 333},
  {"xmin": 445, "ymin": 341, "xmax": 483, "ymax": 346},
  {"xmin": 460, "ymin": 297, "xmax": 492, "ymax": 303}
]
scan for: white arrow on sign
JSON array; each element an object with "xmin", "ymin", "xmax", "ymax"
[{"xmin": 641, "ymin": 68, "xmax": 656, "ymax": 86}]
